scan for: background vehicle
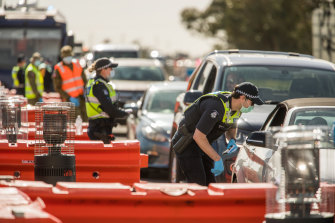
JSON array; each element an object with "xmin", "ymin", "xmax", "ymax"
[
  {"xmin": 233, "ymin": 98, "xmax": 335, "ymax": 184},
  {"xmin": 84, "ymin": 43, "xmax": 139, "ymax": 68},
  {"xmin": 0, "ymin": 1, "xmax": 74, "ymax": 88},
  {"xmin": 111, "ymin": 58, "xmax": 168, "ymax": 104},
  {"xmin": 169, "ymin": 49, "xmax": 335, "ymax": 183},
  {"xmin": 126, "ymin": 81, "xmax": 187, "ymax": 169}
]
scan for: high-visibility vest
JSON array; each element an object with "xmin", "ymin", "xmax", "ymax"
[
  {"xmin": 25, "ymin": 63, "xmax": 44, "ymax": 99},
  {"xmin": 195, "ymin": 91, "xmax": 241, "ymax": 124},
  {"xmin": 85, "ymin": 78, "xmax": 117, "ymax": 120},
  {"xmin": 12, "ymin": 66, "xmax": 21, "ymax": 88},
  {"xmin": 54, "ymin": 60, "xmax": 84, "ymax": 97},
  {"xmin": 184, "ymin": 91, "xmax": 241, "ymax": 132}
]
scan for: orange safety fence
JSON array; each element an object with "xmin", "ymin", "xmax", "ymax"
[
  {"xmin": 0, "ymin": 140, "xmax": 148, "ymax": 185},
  {"xmin": 0, "ymin": 180, "xmax": 274, "ymax": 223},
  {"xmin": 0, "ymin": 186, "xmax": 61, "ymax": 223}
]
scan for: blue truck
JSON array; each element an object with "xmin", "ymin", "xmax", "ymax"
[{"xmin": 0, "ymin": 1, "xmax": 74, "ymax": 88}]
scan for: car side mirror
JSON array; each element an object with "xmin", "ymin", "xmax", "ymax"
[
  {"xmin": 246, "ymin": 131, "xmax": 267, "ymax": 147},
  {"xmin": 183, "ymin": 90, "xmax": 203, "ymax": 104},
  {"xmin": 124, "ymin": 103, "xmax": 139, "ymax": 117}
]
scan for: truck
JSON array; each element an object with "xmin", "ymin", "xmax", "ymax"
[{"xmin": 0, "ymin": 0, "xmax": 74, "ymax": 88}]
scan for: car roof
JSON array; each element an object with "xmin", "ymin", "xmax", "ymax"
[
  {"xmin": 280, "ymin": 98, "xmax": 335, "ymax": 109},
  {"xmin": 206, "ymin": 50, "xmax": 335, "ymax": 71},
  {"xmin": 148, "ymin": 81, "xmax": 188, "ymax": 92},
  {"xmin": 113, "ymin": 58, "xmax": 163, "ymax": 67},
  {"xmin": 93, "ymin": 44, "xmax": 139, "ymax": 51}
]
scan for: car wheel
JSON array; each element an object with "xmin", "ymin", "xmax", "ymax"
[{"xmin": 168, "ymin": 148, "xmax": 185, "ymax": 183}]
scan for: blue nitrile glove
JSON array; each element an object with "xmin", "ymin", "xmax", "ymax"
[
  {"xmin": 211, "ymin": 158, "xmax": 224, "ymax": 176},
  {"xmin": 69, "ymin": 97, "xmax": 80, "ymax": 107},
  {"xmin": 38, "ymin": 98, "xmax": 43, "ymax": 102},
  {"xmin": 227, "ymin": 139, "xmax": 238, "ymax": 154}
]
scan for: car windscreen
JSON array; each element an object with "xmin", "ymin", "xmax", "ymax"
[
  {"xmin": 222, "ymin": 66, "xmax": 335, "ymax": 102},
  {"xmin": 145, "ymin": 90, "xmax": 184, "ymax": 113},
  {"xmin": 113, "ymin": 66, "xmax": 165, "ymax": 81},
  {"xmin": 289, "ymin": 108, "xmax": 335, "ymax": 127},
  {"xmin": 94, "ymin": 51, "xmax": 138, "ymax": 59}
]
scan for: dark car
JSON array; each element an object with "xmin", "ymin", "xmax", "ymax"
[
  {"xmin": 169, "ymin": 50, "xmax": 335, "ymax": 183},
  {"xmin": 232, "ymin": 98, "xmax": 335, "ymax": 184}
]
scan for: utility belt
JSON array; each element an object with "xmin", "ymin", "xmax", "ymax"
[{"xmin": 171, "ymin": 124, "xmax": 194, "ymax": 154}]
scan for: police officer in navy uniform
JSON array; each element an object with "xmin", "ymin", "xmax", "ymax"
[
  {"xmin": 171, "ymin": 82, "xmax": 264, "ymax": 186},
  {"xmin": 85, "ymin": 57, "xmax": 128, "ymax": 144}
]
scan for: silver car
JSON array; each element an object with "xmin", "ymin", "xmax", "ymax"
[{"xmin": 233, "ymin": 98, "xmax": 335, "ymax": 184}]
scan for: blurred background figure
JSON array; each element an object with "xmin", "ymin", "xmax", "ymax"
[
  {"xmin": 53, "ymin": 45, "xmax": 88, "ymax": 121},
  {"xmin": 225, "ymin": 72, "xmax": 244, "ymax": 92},
  {"xmin": 25, "ymin": 52, "xmax": 44, "ymax": 105},
  {"xmin": 39, "ymin": 58, "xmax": 54, "ymax": 93},
  {"xmin": 11, "ymin": 54, "xmax": 26, "ymax": 96}
]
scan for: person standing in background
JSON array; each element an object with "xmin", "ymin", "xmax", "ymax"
[
  {"xmin": 39, "ymin": 58, "xmax": 54, "ymax": 93},
  {"xmin": 53, "ymin": 45, "xmax": 87, "ymax": 121},
  {"xmin": 12, "ymin": 54, "xmax": 26, "ymax": 96},
  {"xmin": 25, "ymin": 52, "xmax": 44, "ymax": 105}
]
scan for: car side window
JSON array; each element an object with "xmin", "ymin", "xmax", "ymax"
[
  {"xmin": 192, "ymin": 61, "xmax": 216, "ymax": 92},
  {"xmin": 268, "ymin": 106, "xmax": 287, "ymax": 127}
]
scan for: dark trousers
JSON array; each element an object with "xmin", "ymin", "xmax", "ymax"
[
  {"xmin": 87, "ymin": 118, "xmax": 114, "ymax": 144},
  {"xmin": 176, "ymin": 141, "xmax": 215, "ymax": 186}
]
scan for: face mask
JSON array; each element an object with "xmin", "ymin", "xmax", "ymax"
[
  {"xmin": 240, "ymin": 99, "xmax": 254, "ymax": 113},
  {"xmin": 34, "ymin": 60, "xmax": 41, "ymax": 67},
  {"xmin": 110, "ymin": 70, "xmax": 115, "ymax": 78},
  {"xmin": 63, "ymin": 56, "xmax": 73, "ymax": 64}
]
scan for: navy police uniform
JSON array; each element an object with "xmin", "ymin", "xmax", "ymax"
[{"xmin": 172, "ymin": 92, "xmax": 241, "ymax": 186}]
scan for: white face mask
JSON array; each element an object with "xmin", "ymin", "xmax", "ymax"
[
  {"xmin": 63, "ymin": 56, "xmax": 73, "ymax": 64},
  {"xmin": 34, "ymin": 60, "xmax": 41, "ymax": 67}
]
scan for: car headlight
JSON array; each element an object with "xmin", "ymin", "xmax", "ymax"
[{"xmin": 141, "ymin": 125, "xmax": 167, "ymax": 142}]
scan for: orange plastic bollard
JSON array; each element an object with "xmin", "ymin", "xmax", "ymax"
[
  {"xmin": 0, "ymin": 187, "xmax": 61, "ymax": 223},
  {"xmin": 0, "ymin": 180, "xmax": 274, "ymax": 223},
  {"xmin": 0, "ymin": 140, "xmax": 146, "ymax": 184}
]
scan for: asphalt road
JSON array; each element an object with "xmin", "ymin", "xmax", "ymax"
[{"xmin": 113, "ymin": 125, "xmax": 169, "ymax": 183}]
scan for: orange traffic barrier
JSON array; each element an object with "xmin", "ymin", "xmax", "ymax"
[
  {"xmin": 0, "ymin": 186, "xmax": 61, "ymax": 223},
  {"xmin": 0, "ymin": 140, "xmax": 147, "ymax": 185},
  {"xmin": 0, "ymin": 180, "xmax": 274, "ymax": 223}
]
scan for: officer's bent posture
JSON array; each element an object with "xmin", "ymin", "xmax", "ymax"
[{"xmin": 171, "ymin": 82, "xmax": 264, "ymax": 186}]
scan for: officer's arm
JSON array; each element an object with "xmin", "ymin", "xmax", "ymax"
[
  {"xmin": 193, "ymin": 129, "xmax": 221, "ymax": 161},
  {"xmin": 52, "ymin": 70, "xmax": 70, "ymax": 100},
  {"xmin": 81, "ymin": 69, "xmax": 87, "ymax": 85},
  {"xmin": 93, "ymin": 83, "xmax": 127, "ymax": 118},
  {"xmin": 225, "ymin": 128, "xmax": 237, "ymax": 141},
  {"xmin": 27, "ymin": 71, "xmax": 40, "ymax": 97}
]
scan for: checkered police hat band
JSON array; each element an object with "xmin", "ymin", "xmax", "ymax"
[
  {"xmin": 236, "ymin": 90, "xmax": 258, "ymax": 99},
  {"xmin": 97, "ymin": 63, "xmax": 113, "ymax": 71}
]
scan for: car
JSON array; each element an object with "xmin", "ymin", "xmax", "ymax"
[
  {"xmin": 110, "ymin": 58, "xmax": 168, "ymax": 104},
  {"xmin": 232, "ymin": 98, "xmax": 335, "ymax": 184},
  {"xmin": 169, "ymin": 49, "xmax": 335, "ymax": 183},
  {"xmin": 84, "ymin": 43, "xmax": 140, "ymax": 68},
  {"xmin": 126, "ymin": 81, "xmax": 187, "ymax": 169}
]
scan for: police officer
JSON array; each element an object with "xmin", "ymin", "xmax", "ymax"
[
  {"xmin": 12, "ymin": 54, "xmax": 26, "ymax": 96},
  {"xmin": 25, "ymin": 52, "xmax": 44, "ymax": 105},
  {"xmin": 53, "ymin": 45, "xmax": 87, "ymax": 121},
  {"xmin": 85, "ymin": 57, "xmax": 128, "ymax": 144},
  {"xmin": 171, "ymin": 82, "xmax": 264, "ymax": 186}
]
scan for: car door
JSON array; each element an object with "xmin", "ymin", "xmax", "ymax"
[
  {"xmin": 245, "ymin": 105, "xmax": 288, "ymax": 182},
  {"xmin": 191, "ymin": 60, "xmax": 217, "ymax": 94}
]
